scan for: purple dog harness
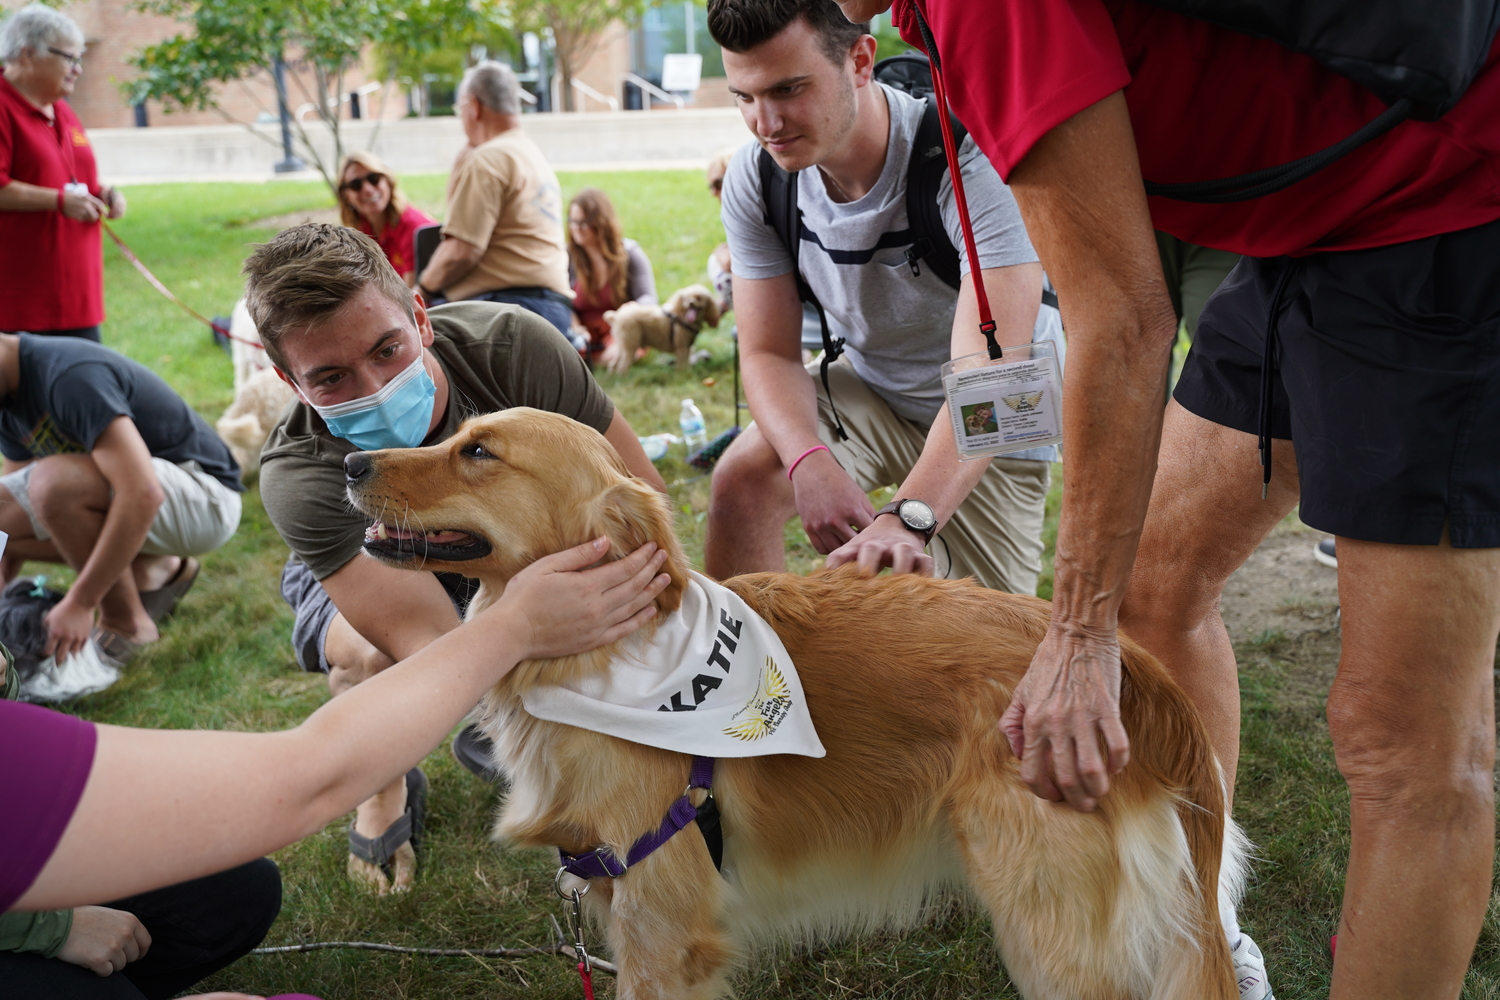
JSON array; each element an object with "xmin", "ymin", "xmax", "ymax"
[{"xmin": 557, "ymin": 756, "xmax": 719, "ymax": 880}]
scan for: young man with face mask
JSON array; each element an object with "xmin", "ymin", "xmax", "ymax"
[
  {"xmin": 248, "ymin": 224, "xmax": 663, "ymax": 892},
  {"xmin": 701, "ymin": 0, "xmax": 1060, "ymax": 595}
]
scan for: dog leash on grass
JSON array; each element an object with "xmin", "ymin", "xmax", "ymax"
[{"xmin": 101, "ymin": 220, "xmax": 265, "ymax": 351}]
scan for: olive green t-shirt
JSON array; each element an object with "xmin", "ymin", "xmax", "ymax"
[{"xmin": 260, "ymin": 301, "xmax": 614, "ymax": 580}]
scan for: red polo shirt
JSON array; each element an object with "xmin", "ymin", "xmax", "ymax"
[
  {"xmin": 894, "ymin": 0, "xmax": 1500, "ymax": 257},
  {"xmin": 357, "ymin": 204, "xmax": 437, "ymax": 280},
  {"xmin": 0, "ymin": 72, "xmax": 103, "ymax": 330}
]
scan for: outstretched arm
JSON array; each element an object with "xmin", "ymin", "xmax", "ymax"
[
  {"xmin": 999, "ymin": 91, "xmax": 1179, "ymax": 812},
  {"xmin": 17, "ymin": 539, "xmax": 670, "ymax": 911},
  {"xmin": 825, "ymin": 262, "xmax": 1042, "ymax": 575}
]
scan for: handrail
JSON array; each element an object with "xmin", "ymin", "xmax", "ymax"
[
  {"xmin": 570, "ymin": 78, "xmax": 619, "ymax": 112},
  {"xmin": 623, "ymin": 72, "xmax": 685, "ymax": 110}
]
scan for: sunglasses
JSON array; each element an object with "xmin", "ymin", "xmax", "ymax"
[
  {"xmin": 340, "ymin": 172, "xmax": 386, "ymax": 194},
  {"xmin": 47, "ymin": 47, "xmax": 83, "ymax": 69}
]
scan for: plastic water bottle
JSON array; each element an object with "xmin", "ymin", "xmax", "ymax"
[{"xmin": 679, "ymin": 398, "xmax": 707, "ymax": 454}]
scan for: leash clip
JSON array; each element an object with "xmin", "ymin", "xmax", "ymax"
[{"xmin": 568, "ymin": 887, "xmax": 592, "ymax": 974}]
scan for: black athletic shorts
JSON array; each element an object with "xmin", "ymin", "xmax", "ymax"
[{"xmin": 1173, "ymin": 215, "xmax": 1500, "ymax": 548}]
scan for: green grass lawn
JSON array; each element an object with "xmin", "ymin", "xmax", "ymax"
[{"xmin": 32, "ymin": 171, "xmax": 1498, "ymax": 998}]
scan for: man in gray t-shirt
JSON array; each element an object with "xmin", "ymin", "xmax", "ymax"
[{"xmin": 704, "ymin": 0, "xmax": 1058, "ymax": 594}]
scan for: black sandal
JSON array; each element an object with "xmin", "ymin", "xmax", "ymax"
[{"xmin": 347, "ymin": 767, "xmax": 428, "ymax": 880}]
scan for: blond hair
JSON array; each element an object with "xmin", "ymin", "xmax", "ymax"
[
  {"xmin": 242, "ymin": 223, "xmax": 414, "ymax": 375},
  {"xmin": 336, "ymin": 150, "xmax": 411, "ymax": 234}
]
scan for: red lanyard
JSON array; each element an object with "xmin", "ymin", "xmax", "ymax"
[{"xmin": 910, "ymin": 0, "xmax": 1002, "ymax": 359}]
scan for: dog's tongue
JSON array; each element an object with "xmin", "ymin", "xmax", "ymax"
[{"xmin": 685, "ymin": 308, "xmax": 698, "ymax": 322}]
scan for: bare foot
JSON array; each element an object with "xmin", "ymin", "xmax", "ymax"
[
  {"xmin": 349, "ymin": 778, "xmax": 412, "ymax": 894},
  {"xmin": 133, "ymin": 554, "xmax": 182, "ymax": 593},
  {"xmin": 96, "ymin": 614, "xmax": 160, "ymax": 646}
]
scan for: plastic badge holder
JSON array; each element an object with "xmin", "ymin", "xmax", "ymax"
[{"xmin": 942, "ymin": 341, "xmax": 1063, "ymax": 461}]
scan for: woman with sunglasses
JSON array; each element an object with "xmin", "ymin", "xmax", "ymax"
[
  {"xmin": 0, "ymin": 4, "xmax": 125, "ymax": 343},
  {"xmin": 336, "ymin": 151, "xmax": 435, "ymax": 286},
  {"xmin": 566, "ymin": 188, "xmax": 656, "ymax": 366}
]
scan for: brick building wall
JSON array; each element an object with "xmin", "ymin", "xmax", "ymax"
[{"xmin": 1, "ymin": 0, "xmax": 401, "ymax": 129}]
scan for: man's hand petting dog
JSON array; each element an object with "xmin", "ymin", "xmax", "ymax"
[
  {"xmin": 999, "ymin": 623, "xmax": 1131, "ymax": 812},
  {"xmin": 789, "ymin": 452, "xmax": 875, "ymax": 555},
  {"xmin": 43, "ymin": 594, "xmax": 95, "ymax": 663},
  {"xmin": 491, "ymin": 537, "xmax": 670, "ymax": 659},
  {"xmin": 57, "ymin": 905, "xmax": 151, "ymax": 977},
  {"xmin": 826, "ymin": 517, "xmax": 935, "ymax": 577}
]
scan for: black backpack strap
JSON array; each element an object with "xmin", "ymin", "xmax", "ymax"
[
  {"xmin": 903, "ymin": 94, "xmax": 966, "ymax": 291},
  {"xmin": 756, "ymin": 148, "xmax": 849, "ymax": 441}
]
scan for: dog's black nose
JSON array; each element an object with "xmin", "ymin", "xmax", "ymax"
[{"xmin": 344, "ymin": 451, "xmax": 373, "ymax": 483}]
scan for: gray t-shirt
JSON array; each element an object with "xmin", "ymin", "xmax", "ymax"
[{"xmin": 722, "ymin": 85, "xmax": 1057, "ymax": 459}]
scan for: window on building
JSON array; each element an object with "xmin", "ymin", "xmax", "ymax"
[{"xmin": 631, "ymin": 0, "xmax": 725, "ymax": 89}]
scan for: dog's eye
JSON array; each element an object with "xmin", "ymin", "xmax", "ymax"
[{"xmin": 461, "ymin": 443, "xmax": 494, "ymax": 460}]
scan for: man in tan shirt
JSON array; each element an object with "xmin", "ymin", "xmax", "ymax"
[{"xmin": 417, "ymin": 62, "xmax": 574, "ymax": 334}]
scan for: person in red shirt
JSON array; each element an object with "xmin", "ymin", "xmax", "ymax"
[
  {"xmin": 0, "ymin": 5, "xmax": 125, "ymax": 342},
  {"xmin": 831, "ymin": 0, "xmax": 1500, "ymax": 996},
  {"xmin": 336, "ymin": 151, "xmax": 435, "ymax": 285}
]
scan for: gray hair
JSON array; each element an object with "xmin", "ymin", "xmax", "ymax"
[
  {"xmin": 0, "ymin": 4, "xmax": 84, "ymax": 64},
  {"xmin": 459, "ymin": 61, "xmax": 521, "ymax": 116}
]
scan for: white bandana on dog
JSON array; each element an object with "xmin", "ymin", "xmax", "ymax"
[{"xmin": 523, "ymin": 571, "xmax": 826, "ymax": 758}]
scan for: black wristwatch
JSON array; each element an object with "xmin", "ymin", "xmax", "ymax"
[{"xmin": 874, "ymin": 498, "xmax": 937, "ymax": 546}]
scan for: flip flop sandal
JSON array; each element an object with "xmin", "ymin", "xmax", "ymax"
[
  {"xmin": 347, "ymin": 767, "xmax": 428, "ymax": 882},
  {"xmin": 92, "ymin": 627, "xmax": 142, "ymax": 666},
  {"xmin": 451, "ymin": 723, "xmax": 507, "ymax": 787},
  {"xmin": 137, "ymin": 557, "xmax": 201, "ymax": 623}
]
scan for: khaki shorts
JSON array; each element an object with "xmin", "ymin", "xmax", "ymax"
[
  {"xmin": 1, "ymin": 457, "xmax": 242, "ymax": 557},
  {"xmin": 808, "ymin": 357, "xmax": 1050, "ymax": 595}
]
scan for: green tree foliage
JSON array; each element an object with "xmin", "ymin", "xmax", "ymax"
[{"xmin": 125, "ymin": 0, "xmax": 502, "ymax": 194}]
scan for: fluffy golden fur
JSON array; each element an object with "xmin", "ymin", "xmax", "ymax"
[
  {"xmin": 215, "ymin": 366, "xmax": 295, "ymax": 479},
  {"xmin": 345, "ymin": 408, "xmax": 1242, "ymax": 1000},
  {"xmin": 603, "ymin": 284, "xmax": 721, "ymax": 374}
]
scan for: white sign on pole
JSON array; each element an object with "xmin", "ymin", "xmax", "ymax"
[{"xmin": 661, "ymin": 53, "xmax": 703, "ymax": 93}]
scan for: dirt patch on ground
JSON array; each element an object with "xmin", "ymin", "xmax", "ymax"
[
  {"xmin": 1220, "ymin": 523, "xmax": 1339, "ymax": 647},
  {"xmin": 240, "ymin": 207, "xmax": 341, "ymax": 231}
]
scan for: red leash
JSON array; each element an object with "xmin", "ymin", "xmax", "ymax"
[
  {"xmin": 910, "ymin": 0, "xmax": 1003, "ymax": 359},
  {"xmin": 102, "ymin": 220, "xmax": 264, "ymax": 351}
]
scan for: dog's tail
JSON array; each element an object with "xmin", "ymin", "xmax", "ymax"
[{"xmin": 1117, "ymin": 637, "xmax": 1240, "ymax": 1000}]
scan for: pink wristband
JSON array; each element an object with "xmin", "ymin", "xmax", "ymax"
[{"xmin": 786, "ymin": 444, "xmax": 830, "ymax": 481}]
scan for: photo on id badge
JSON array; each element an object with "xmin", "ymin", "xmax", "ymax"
[{"xmin": 960, "ymin": 402, "xmax": 999, "ymax": 438}]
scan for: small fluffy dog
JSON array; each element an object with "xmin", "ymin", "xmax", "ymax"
[
  {"xmin": 604, "ymin": 284, "xmax": 721, "ymax": 374},
  {"xmin": 216, "ymin": 298, "xmax": 294, "ymax": 479},
  {"xmin": 345, "ymin": 408, "xmax": 1243, "ymax": 1000}
]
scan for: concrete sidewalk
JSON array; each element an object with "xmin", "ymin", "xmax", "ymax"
[{"xmin": 93, "ymin": 109, "xmax": 749, "ymax": 183}]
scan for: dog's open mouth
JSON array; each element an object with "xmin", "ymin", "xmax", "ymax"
[{"xmin": 362, "ymin": 522, "xmax": 492, "ymax": 562}]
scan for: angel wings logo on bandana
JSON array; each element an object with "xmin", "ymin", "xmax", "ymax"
[{"xmin": 521, "ymin": 572, "xmax": 825, "ymax": 758}]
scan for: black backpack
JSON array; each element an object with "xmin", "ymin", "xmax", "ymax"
[
  {"xmin": 755, "ymin": 59, "xmax": 974, "ymax": 439},
  {"xmin": 1131, "ymin": 0, "xmax": 1500, "ymax": 201}
]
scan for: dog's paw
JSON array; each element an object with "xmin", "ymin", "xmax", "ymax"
[{"xmin": 346, "ymin": 843, "xmax": 417, "ymax": 895}]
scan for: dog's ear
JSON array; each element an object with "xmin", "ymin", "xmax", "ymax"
[
  {"xmin": 703, "ymin": 295, "xmax": 721, "ymax": 328},
  {"xmin": 588, "ymin": 478, "xmax": 688, "ymax": 614}
]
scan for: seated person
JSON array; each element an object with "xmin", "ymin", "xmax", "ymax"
[
  {"xmin": 247, "ymin": 224, "xmax": 663, "ymax": 892},
  {"xmin": 0, "ymin": 334, "xmax": 242, "ymax": 663},
  {"xmin": 705, "ymin": 148, "xmax": 735, "ymax": 312},
  {"xmin": 337, "ymin": 151, "xmax": 437, "ymax": 286},
  {"xmin": 3, "ymin": 538, "xmax": 669, "ymax": 1000},
  {"xmin": 416, "ymin": 62, "xmax": 574, "ymax": 335},
  {"xmin": 0, "ymin": 653, "xmax": 280, "ymax": 1000},
  {"xmin": 703, "ymin": 0, "xmax": 1061, "ymax": 595},
  {"xmin": 567, "ymin": 187, "xmax": 657, "ymax": 365}
]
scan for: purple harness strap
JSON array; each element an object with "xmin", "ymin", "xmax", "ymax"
[{"xmin": 558, "ymin": 756, "xmax": 715, "ymax": 880}]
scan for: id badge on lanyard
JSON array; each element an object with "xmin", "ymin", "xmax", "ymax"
[
  {"xmin": 913, "ymin": 0, "xmax": 1064, "ymax": 462},
  {"xmin": 942, "ymin": 341, "xmax": 1062, "ymax": 460}
]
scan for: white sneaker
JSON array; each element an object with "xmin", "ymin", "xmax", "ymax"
[{"xmin": 1231, "ymin": 933, "xmax": 1274, "ymax": 1000}]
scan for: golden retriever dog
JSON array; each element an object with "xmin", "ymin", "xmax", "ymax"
[
  {"xmin": 604, "ymin": 284, "xmax": 721, "ymax": 374},
  {"xmin": 344, "ymin": 408, "xmax": 1243, "ymax": 1000}
]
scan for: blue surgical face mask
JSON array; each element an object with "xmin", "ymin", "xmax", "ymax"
[{"xmin": 309, "ymin": 355, "xmax": 437, "ymax": 451}]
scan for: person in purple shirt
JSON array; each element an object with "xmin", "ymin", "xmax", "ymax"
[{"xmin": 3, "ymin": 536, "xmax": 670, "ymax": 999}]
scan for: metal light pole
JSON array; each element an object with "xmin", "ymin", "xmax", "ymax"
[{"xmin": 272, "ymin": 54, "xmax": 306, "ymax": 173}]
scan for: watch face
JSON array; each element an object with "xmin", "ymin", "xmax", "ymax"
[{"xmin": 898, "ymin": 499, "xmax": 936, "ymax": 532}]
